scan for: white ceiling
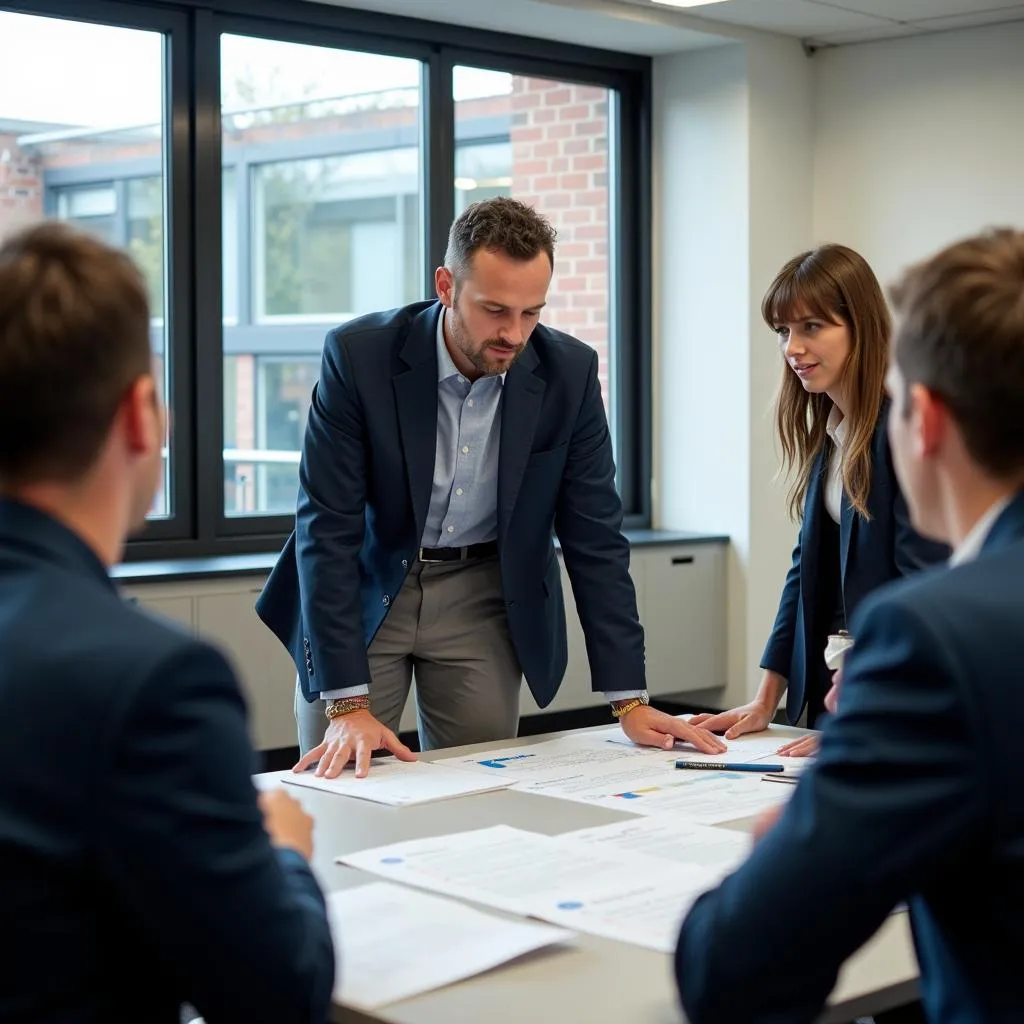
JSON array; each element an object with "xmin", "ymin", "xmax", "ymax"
[
  {"xmin": 628, "ymin": 0, "xmax": 1024, "ymax": 47},
  {"xmin": 313, "ymin": 0, "xmax": 1024, "ymax": 53}
]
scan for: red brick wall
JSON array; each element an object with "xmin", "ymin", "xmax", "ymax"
[
  {"xmin": 0, "ymin": 135, "xmax": 44, "ymax": 239},
  {"xmin": 510, "ymin": 78, "xmax": 610, "ymax": 405}
]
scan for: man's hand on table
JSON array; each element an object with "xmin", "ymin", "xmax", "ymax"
[
  {"xmin": 293, "ymin": 710, "xmax": 416, "ymax": 779},
  {"xmin": 619, "ymin": 704, "xmax": 728, "ymax": 755}
]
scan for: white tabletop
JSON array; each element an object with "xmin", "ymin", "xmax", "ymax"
[{"xmin": 257, "ymin": 722, "xmax": 919, "ymax": 1024}]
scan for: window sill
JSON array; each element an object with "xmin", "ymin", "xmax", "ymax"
[{"xmin": 112, "ymin": 529, "xmax": 729, "ymax": 584}]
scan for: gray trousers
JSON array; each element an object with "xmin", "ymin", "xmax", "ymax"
[{"xmin": 295, "ymin": 555, "xmax": 522, "ymax": 755}]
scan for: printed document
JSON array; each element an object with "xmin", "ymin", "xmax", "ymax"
[
  {"xmin": 525, "ymin": 867, "xmax": 723, "ymax": 953},
  {"xmin": 339, "ymin": 825, "xmax": 728, "ymax": 952},
  {"xmin": 555, "ymin": 815, "xmax": 750, "ymax": 879},
  {"xmin": 434, "ymin": 735, "xmax": 652, "ymax": 782},
  {"xmin": 338, "ymin": 824, "xmax": 658, "ymax": 915},
  {"xmin": 283, "ymin": 758, "xmax": 512, "ymax": 806},
  {"xmin": 580, "ymin": 770, "xmax": 793, "ymax": 824},
  {"xmin": 327, "ymin": 882, "xmax": 572, "ymax": 1008}
]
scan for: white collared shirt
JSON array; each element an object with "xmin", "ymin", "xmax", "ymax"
[
  {"xmin": 824, "ymin": 404, "xmax": 848, "ymax": 525},
  {"xmin": 949, "ymin": 496, "xmax": 1013, "ymax": 567}
]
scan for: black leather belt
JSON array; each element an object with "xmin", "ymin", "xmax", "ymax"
[{"xmin": 418, "ymin": 541, "xmax": 498, "ymax": 563}]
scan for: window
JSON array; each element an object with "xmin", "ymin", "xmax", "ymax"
[
  {"xmin": 127, "ymin": 176, "xmax": 164, "ymax": 320},
  {"xmin": 55, "ymin": 185, "xmax": 118, "ymax": 243},
  {"xmin": 454, "ymin": 66, "xmax": 614, "ymax": 437},
  {"xmin": 455, "ymin": 141, "xmax": 513, "ymax": 215},
  {"xmin": 222, "ymin": 169, "xmax": 239, "ymax": 323},
  {"xmin": 254, "ymin": 150, "xmax": 419, "ymax": 321},
  {"xmin": 0, "ymin": 10, "xmax": 172, "ymax": 519},
  {"xmin": 220, "ymin": 34, "xmax": 423, "ymax": 516},
  {"xmin": 3, "ymin": 2, "xmax": 649, "ymax": 556}
]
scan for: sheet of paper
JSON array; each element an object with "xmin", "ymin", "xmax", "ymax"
[
  {"xmin": 555, "ymin": 816, "xmax": 751, "ymax": 880},
  {"xmin": 339, "ymin": 825, "xmax": 718, "ymax": 953},
  {"xmin": 283, "ymin": 758, "xmax": 512, "ymax": 806},
  {"xmin": 582, "ymin": 771, "xmax": 793, "ymax": 824},
  {"xmin": 338, "ymin": 824, "xmax": 664, "ymax": 914},
  {"xmin": 525, "ymin": 867, "xmax": 723, "ymax": 953},
  {"xmin": 326, "ymin": 882, "xmax": 572, "ymax": 1009}
]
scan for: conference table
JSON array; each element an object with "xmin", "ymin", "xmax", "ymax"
[{"xmin": 257, "ymin": 721, "xmax": 920, "ymax": 1024}]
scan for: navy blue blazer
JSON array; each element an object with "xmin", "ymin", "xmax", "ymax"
[
  {"xmin": 761, "ymin": 400, "xmax": 948, "ymax": 723},
  {"xmin": 256, "ymin": 300, "xmax": 645, "ymax": 706},
  {"xmin": 0, "ymin": 500, "xmax": 334, "ymax": 1024},
  {"xmin": 677, "ymin": 490, "xmax": 1024, "ymax": 1024}
]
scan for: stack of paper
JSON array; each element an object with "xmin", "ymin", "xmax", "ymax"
[
  {"xmin": 283, "ymin": 758, "xmax": 513, "ymax": 806},
  {"xmin": 327, "ymin": 881, "xmax": 572, "ymax": 1008}
]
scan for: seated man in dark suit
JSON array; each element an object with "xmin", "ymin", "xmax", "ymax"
[
  {"xmin": 676, "ymin": 227, "xmax": 1024, "ymax": 1024},
  {"xmin": 257, "ymin": 196, "xmax": 725, "ymax": 776},
  {"xmin": 0, "ymin": 223, "xmax": 334, "ymax": 1023}
]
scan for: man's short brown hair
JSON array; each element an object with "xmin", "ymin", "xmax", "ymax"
[
  {"xmin": 890, "ymin": 227, "xmax": 1024, "ymax": 477},
  {"xmin": 0, "ymin": 221, "xmax": 152, "ymax": 486},
  {"xmin": 444, "ymin": 196, "xmax": 557, "ymax": 282}
]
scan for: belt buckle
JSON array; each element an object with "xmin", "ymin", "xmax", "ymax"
[{"xmin": 418, "ymin": 547, "xmax": 445, "ymax": 564}]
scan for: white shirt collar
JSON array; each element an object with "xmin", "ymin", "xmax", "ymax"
[
  {"xmin": 436, "ymin": 309, "xmax": 506, "ymax": 385},
  {"xmin": 826, "ymin": 403, "xmax": 848, "ymax": 450},
  {"xmin": 949, "ymin": 495, "xmax": 1013, "ymax": 567}
]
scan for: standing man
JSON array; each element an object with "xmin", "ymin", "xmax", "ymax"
[
  {"xmin": 676, "ymin": 228, "xmax": 1024, "ymax": 1023},
  {"xmin": 0, "ymin": 223, "xmax": 334, "ymax": 1023},
  {"xmin": 258, "ymin": 197, "xmax": 725, "ymax": 776}
]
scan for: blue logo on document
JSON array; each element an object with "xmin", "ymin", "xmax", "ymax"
[
  {"xmin": 557, "ymin": 901, "xmax": 584, "ymax": 911},
  {"xmin": 476, "ymin": 754, "xmax": 536, "ymax": 769},
  {"xmin": 380, "ymin": 857, "xmax": 404, "ymax": 865}
]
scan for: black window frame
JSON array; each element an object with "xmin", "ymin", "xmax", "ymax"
[{"xmin": 2, "ymin": 0, "xmax": 652, "ymax": 562}]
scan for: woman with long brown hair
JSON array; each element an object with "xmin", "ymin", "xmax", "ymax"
[{"xmin": 692, "ymin": 244, "xmax": 948, "ymax": 754}]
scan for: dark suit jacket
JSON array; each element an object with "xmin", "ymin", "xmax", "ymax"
[
  {"xmin": 761, "ymin": 400, "xmax": 948, "ymax": 723},
  {"xmin": 677, "ymin": 489, "xmax": 1024, "ymax": 1024},
  {"xmin": 256, "ymin": 300, "xmax": 645, "ymax": 706},
  {"xmin": 0, "ymin": 499, "xmax": 334, "ymax": 1024}
]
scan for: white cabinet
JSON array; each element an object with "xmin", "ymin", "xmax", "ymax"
[{"xmin": 641, "ymin": 544, "xmax": 726, "ymax": 695}]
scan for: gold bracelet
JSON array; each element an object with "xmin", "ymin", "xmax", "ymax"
[
  {"xmin": 610, "ymin": 698, "xmax": 644, "ymax": 719},
  {"xmin": 324, "ymin": 696, "xmax": 371, "ymax": 721}
]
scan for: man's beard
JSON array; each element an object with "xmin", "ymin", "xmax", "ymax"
[
  {"xmin": 447, "ymin": 307, "xmax": 525, "ymax": 375},
  {"xmin": 469, "ymin": 339, "xmax": 523, "ymax": 375}
]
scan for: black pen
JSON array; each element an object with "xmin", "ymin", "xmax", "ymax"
[{"xmin": 675, "ymin": 760, "xmax": 785, "ymax": 773}]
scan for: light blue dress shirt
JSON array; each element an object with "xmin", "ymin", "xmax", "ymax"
[
  {"xmin": 321, "ymin": 311, "xmax": 640, "ymax": 705},
  {"xmin": 421, "ymin": 312, "xmax": 505, "ymax": 548}
]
